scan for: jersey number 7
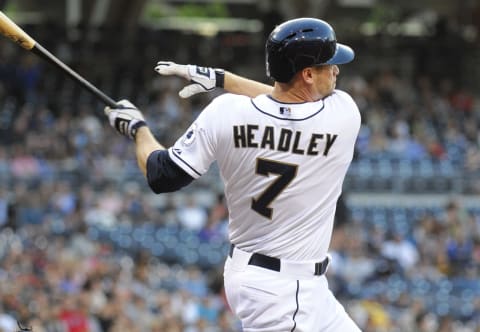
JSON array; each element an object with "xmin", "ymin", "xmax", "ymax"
[{"xmin": 251, "ymin": 158, "xmax": 298, "ymax": 219}]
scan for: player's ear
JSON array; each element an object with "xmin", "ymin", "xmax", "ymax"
[{"xmin": 301, "ymin": 67, "xmax": 315, "ymax": 84}]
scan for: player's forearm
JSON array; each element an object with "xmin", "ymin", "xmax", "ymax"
[
  {"xmin": 134, "ymin": 126, "xmax": 165, "ymax": 176},
  {"xmin": 224, "ymin": 71, "xmax": 273, "ymax": 98}
]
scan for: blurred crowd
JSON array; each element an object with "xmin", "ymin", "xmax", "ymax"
[{"xmin": 0, "ymin": 20, "xmax": 480, "ymax": 332}]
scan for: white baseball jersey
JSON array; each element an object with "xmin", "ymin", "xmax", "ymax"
[{"xmin": 168, "ymin": 91, "xmax": 360, "ymax": 261}]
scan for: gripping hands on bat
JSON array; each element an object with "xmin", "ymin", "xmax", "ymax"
[
  {"xmin": 104, "ymin": 100, "xmax": 146, "ymax": 140},
  {"xmin": 90, "ymin": 62, "xmax": 223, "ymax": 138}
]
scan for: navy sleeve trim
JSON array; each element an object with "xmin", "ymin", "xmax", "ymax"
[{"xmin": 146, "ymin": 150, "xmax": 194, "ymax": 193}]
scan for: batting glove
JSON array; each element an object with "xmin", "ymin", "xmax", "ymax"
[
  {"xmin": 155, "ymin": 61, "xmax": 225, "ymax": 98},
  {"xmin": 104, "ymin": 99, "xmax": 147, "ymax": 140}
]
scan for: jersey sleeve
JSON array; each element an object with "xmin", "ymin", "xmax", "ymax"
[{"xmin": 168, "ymin": 97, "xmax": 223, "ymax": 179}]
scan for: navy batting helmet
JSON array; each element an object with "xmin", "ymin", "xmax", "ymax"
[{"xmin": 266, "ymin": 18, "xmax": 354, "ymax": 83}]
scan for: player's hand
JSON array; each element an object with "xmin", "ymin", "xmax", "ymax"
[
  {"xmin": 104, "ymin": 99, "xmax": 147, "ymax": 140},
  {"xmin": 154, "ymin": 61, "xmax": 225, "ymax": 98}
]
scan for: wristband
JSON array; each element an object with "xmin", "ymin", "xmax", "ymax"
[
  {"xmin": 215, "ymin": 69, "xmax": 225, "ymax": 88},
  {"xmin": 131, "ymin": 120, "xmax": 147, "ymax": 139}
]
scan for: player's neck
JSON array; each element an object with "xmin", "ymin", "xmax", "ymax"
[{"xmin": 271, "ymin": 82, "xmax": 323, "ymax": 103}]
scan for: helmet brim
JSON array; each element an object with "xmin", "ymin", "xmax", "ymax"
[{"xmin": 325, "ymin": 43, "xmax": 354, "ymax": 65}]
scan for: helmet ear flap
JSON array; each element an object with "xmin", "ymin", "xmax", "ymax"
[{"xmin": 265, "ymin": 41, "xmax": 295, "ymax": 83}]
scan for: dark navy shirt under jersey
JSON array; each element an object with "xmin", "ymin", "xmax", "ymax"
[{"xmin": 146, "ymin": 150, "xmax": 194, "ymax": 193}]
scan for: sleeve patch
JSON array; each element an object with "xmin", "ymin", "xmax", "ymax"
[{"xmin": 181, "ymin": 123, "xmax": 197, "ymax": 146}]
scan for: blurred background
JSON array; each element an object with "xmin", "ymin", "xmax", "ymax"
[{"xmin": 0, "ymin": 0, "xmax": 479, "ymax": 331}]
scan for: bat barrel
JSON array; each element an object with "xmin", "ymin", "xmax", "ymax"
[
  {"xmin": 0, "ymin": 10, "xmax": 118, "ymax": 108},
  {"xmin": 0, "ymin": 11, "xmax": 35, "ymax": 50}
]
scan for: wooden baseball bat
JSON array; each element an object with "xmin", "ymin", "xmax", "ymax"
[{"xmin": 0, "ymin": 11, "xmax": 117, "ymax": 108}]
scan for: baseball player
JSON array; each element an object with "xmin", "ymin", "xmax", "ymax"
[{"xmin": 105, "ymin": 18, "xmax": 361, "ymax": 332}]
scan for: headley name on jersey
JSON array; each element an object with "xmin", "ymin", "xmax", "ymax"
[{"xmin": 233, "ymin": 124, "xmax": 338, "ymax": 156}]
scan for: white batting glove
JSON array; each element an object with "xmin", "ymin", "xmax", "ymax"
[
  {"xmin": 104, "ymin": 99, "xmax": 146, "ymax": 140},
  {"xmin": 155, "ymin": 61, "xmax": 225, "ymax": 98}
]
